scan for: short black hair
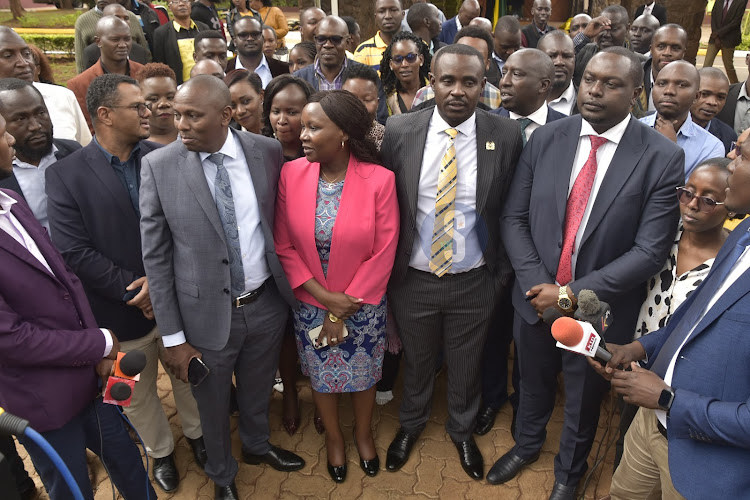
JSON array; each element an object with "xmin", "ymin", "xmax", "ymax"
[
  {"xmin": 342, "ymin": 63, "xmax": 379, "ymax": 87},
  {"xmin": 262, "ymin": 74, "xmax": 314, "ymax": 137},
  {"xmin": 454, "ymin": 25, "xmax": 494, "ymax": 60},
  {"xmin": 433, "ymin": 43, "xmax": 485, "ymax": 76},
  {"xmin": 0, "ymin": 77, "xmax": 43, "ymax": 99},
  {"xmin": 86, "ymin": 73, "xmax": 138, "ymax": 123},
  {"xmin": 224, "ymin": 69, "xmax": 263, "ymax": 95},
  {"xmin": 495, "ymin": 15, "xmax": 520, "ymax": 34},
  {"xmin": 290, "ymin": 41, "xmax": 317, "ymax": 61},
  {"xmin": 407, "ymin": 2, "xmax": 434, "ymax": 30},
  {"xmin": 601, "ymin": 4, "xmax": 628, "ymax": 25},
  {"xmin": 194, "ymin": 29, "xmax": 226, "ymax": 49},
  {"xmin": 233, "ymin": 15, "xmax": 261, "ymax": 31},
  {"xmin": 341, "ymin": 15, "xmax": 359, "ymax": 35},
  {"xmin": 698, "ymin": 66, "xmax": 730, "ymax": 85},
  {"xmin": 600, "ymin": 46, "xmax": 644, "ymax": 87}
]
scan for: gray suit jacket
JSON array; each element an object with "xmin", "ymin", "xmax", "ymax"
[
  {"xmin": 139, "ymin": 129, "xmax": 295, "ymax": 351},
  {"xmin": 381, "ymin": 107, "xmax": 523, "ymax": 288}
]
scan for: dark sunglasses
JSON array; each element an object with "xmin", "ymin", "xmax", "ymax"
[
  {"xmin": 314, "ymin": 35, "xmax": 345, "ymax": 46},
  {"xmin": 237, "ymin": 31, "xmax": 263, "ymax": 41},
  {"xmin": 676, "ymin": 186, "xmax": 725, "ymax": 213},
  {"xmin": 392, "ymin": 52, "xmax": 419, "ymax": 64}
]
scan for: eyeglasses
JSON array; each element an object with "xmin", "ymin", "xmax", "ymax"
[
  {"xmin": 236, "ymin": 31, "xmax": 263, "ymax": 41},
  {"xmin": 392, "ymin": 52, "xmax": 419, "ymax": 65},
  {"xmin": 314, "ymin": 35, "xmax": 345, "ymax": 46},
  {"xmin": 676, "ymin": 186, "xmax": 725, "ymax": 213},
  {"xmin": 731, "ymin": 141, "xmax": 743, "ymax": 158},
  {"xmin": 109, "ymin": 102, "xmax": 151, "ymax": 118}
]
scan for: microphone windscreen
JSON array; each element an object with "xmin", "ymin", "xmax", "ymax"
[
  {"xmin": 577, "ymin": 289, "xmax": 600, "ymax": 317},
  {"xmin": 119, "ymin": 350, "xmax": 147, "ymax": 377},
  {"xmin": 542, "ymin": 307, "xmax": 564, "ymax": 325},
  {"xmin": 551, "ymin": 317, "xmax": 584, "ymax": 347},
  {"xmin": 110, "ymin": 382, "xmax": 132, "ymax": 401}
]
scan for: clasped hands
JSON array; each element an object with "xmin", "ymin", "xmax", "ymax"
[{"xmin": 317, "ymin": 291, "xmax": 363, "ymax": 348}]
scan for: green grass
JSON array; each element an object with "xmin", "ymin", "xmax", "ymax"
[
  {"xmin": 50, "ymin": 56, "xmax": 76, "ymax": 85},
  {"xmin": 0, "ymin": 8, "xmax": 83, "ymax": 29}
]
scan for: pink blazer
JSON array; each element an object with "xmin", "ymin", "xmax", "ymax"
[{"xmin": 274, "ymin": 155, "xmax": 399, "ymax": 308}]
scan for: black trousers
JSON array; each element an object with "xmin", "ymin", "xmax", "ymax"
[{"xmin": 480, "ymin": 281, "xmax": 519, "ymax": 411}]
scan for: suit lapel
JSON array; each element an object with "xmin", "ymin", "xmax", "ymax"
[
  {"xmin": 0, "ymin": 174, "xmax": 24, "ymax": 201},
  {"xmin": 579, "ymin": 118, "xmax": 646, "ymax": 248},
  {"xmin": 84, "ymin": 144, "xmax": 140, "ymax": 225},
  {"xmin": 554, "ymin": 116, "xmax": 582, "ymax": 225},
  {"xmin": 236, "ymin": 132, "xmax": 272, "ymax": 230},
  {"xmin": 1, "ymin": 203, "xmax": 58, "ymax": 280},
  {"xmin": 180, "ymin": 147, "xmax": 227, "ymax": 242},
  {"xmin": 475, "ymin": 113, "xmax": 496, "ymax": 215},
  {"xmin": 403, "ymin": 110, "xmax": 432, "ymax": 223}
]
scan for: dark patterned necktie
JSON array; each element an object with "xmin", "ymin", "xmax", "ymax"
[{"xmin": 210, "ymin": 153, "xmax": 245, "ymax": 297}]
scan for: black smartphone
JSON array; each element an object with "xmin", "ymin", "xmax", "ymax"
[
  {"xmin": 123, "ymin": 286, "xmax": 142, "ymax": 302},
  {"xmin": 188, "ymin": 357, "xmax": 210, "ymax": 386}
]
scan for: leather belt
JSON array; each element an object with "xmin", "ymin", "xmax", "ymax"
[
  {"xmin": 233, "ymin": 281, "xmax": 267, "ymax": 308},
  {"xmin": 656, "ymin": 417, "xmax": 668, "ymax": 439}
]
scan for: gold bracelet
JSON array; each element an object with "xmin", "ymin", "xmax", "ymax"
[{"xmin": 328, "ymin": 312, "xmax": 341, "ymax": 323}]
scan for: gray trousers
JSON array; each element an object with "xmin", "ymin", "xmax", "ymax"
[
  {"xmin": 191, "ymin": 280, "xmax": 289, "ymax": 487},
  {"xmin": 388, "ymin": 267, "xmax": 496, "ymax": 442}
]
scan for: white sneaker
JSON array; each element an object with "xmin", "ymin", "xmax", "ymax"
[
  {"xmin": 273, "ymin": 378, "xmax": 284, "ymax": 393},
  {"xmin": 376, "ymin": 390, "xmax": 393, "ymax": 405}
]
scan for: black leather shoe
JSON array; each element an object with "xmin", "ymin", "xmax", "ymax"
[
  {"xmin": 214, "ymin": 481, "xmax": 239, "ymax": 499},
  {"xmin": 359, "ymin": 455, "xmax": 380, "ymax": 477},
  {"xmin": 242, "ymin": 445, "xmax": 305, "ymax": 471},
  {"xmin": 187, "ymin": 436, "xmax": 207, "ymax": 469},
  {"xmin": 549, "ymin": 481, "xmax": 577, "ymax": 500},
  {"xmin": 474, "ymin": 406, "xmax": 500, "ymax": 436},
  {"xmin": 152, "ymin": 453, "xmax": 179, "ymax": 492},
  {"xmin": 327, "ymin": 462, "xmax": 347, "ymax": 483},
  {"xmin": 453, "ymin": 438, "xmax": 484, "ymax": 480},
  {"xmin": 385, "ymin": 429, "xmax": 418, "ymax": 472},
  {"xmin": 486, "ymin": 450, "xmax": 540, "ymax": 485}
]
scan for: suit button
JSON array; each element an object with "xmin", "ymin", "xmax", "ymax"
[
  {"xmin": 222, "ymin": 259, "xmax": 229, "ymax": 264},
  {"xmin": 63, "ymin": 293, "xmax": 70, "ymax": 300},
  {"xmin": 223, "ymin": 288, "xmax": 230, "ymax": 294},
  {"xmin": 558, "ymin": 240, "xmax": 562, "ymax": 248}
]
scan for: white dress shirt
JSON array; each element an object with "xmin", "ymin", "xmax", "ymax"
[
  {"xmin": 162, "ymin": 130, "xmax": 271, "ymax": 347},
  {"xmin": 647, "ymin": 69, "xmax": 656, "ymax": 112},
  {"xmin": 12, "ymin": 145, "xmax": 58, "ymax": 233},
  {"xmin": 33, "ymin": 82, "xmax": 92, "ymax": 146},
  {"xmin": 409, "ymin": 108, "xmax": 485, "ymax": 273},
  {"xmin": 548, "ymin": 81, "xmax": 577, "ymax": 116},
  {"xmin": 510, "ymin": 103, "xmax": 548, "ymax": 142},
  {"xmin": 235, "ymin": 55, "xmax": 273, "ymax": 89},
  {"xmin": 0, "ymin": 190, "xmax": 112, "ymax": 355},
  {"xmin": 656, "ymin": 243, "xmax": 750, "ymax": 428},
  {"xmin": 568, "ymin": 115, "xmax": 631, "ymax": 278}
]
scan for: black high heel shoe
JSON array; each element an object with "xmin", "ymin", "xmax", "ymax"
[
  {"xmin": 353, "ymin": 427, "xmax": 379, "ymax": 477},
  {"xmin": 327, "ymin": 462, "xmax": 347, "ymax": 483}
]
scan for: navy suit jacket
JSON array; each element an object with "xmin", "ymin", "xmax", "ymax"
[
  {"xmin": 638, "ymin": 217, "xmax": 750, "ymax": 498},
  {"xmin": 0, "ymin": 190, "xmax": 104, "ymax": 432},
  {"xmin": 0, "ymin": 139, "xmax": 81, "ymax": 200},
  {"xmin": 501, "ymin": 116, "xmax": 685, "ymax": 343},
  {"xmin": 438, "ymin": 16, "xmax": 458, "ymax": 45},
  {"xmin": 45, "ymin": 140, "xmax": 162, "ymax": 342},
  {"xmin": 491, "ymin": 105, "xmax": 567, "ymax": 124},
  {"xmin": 707, "ymin": 117, "xmax": 737, "ymax": 155}
]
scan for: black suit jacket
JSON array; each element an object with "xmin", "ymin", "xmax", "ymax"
[
  {"xmin": 486, "ymin": 57, "xmax": 501, "ymax": 88},
  {"xmin": 491, "ymin": 105, "xmax": 567, "ymax": 123},
  {"xmin": 716, "ymin": 81, "xmax": 742, "ymax": 130},
  {"xmin": 152, "ymin": 20, "xmax": 210, "ymax": 85},
  {"xmin": 45, "ymin": 140, "xmax": 162, "ymax": 342},
  {"xmin": 634, "ymin": 3, "xmax": 667, "ymax": 25},
  {"xmin": 226, "ymin": 55, "xmax": 290, "ymax": 76},
  {"xmin": 381, "ymin": 107, "xmax": 524, "ymax": 287},
  {"xmin": 707, "ymin": 117, "xmax": 738, "ymax": 155},
  {"xmin": 0, "ymin": 139, "xmax": 80, "ymax": 201},
  {"xmin": 710, "ymin": 0, "xmax": 745, "ymax": 47},
  {"xmin": 501, "ymin": 116, "xmax": 685, "ymax": 342},
  {"xmin": 82, "ymin": 43, "xmax": 150, "ymax": 71}
]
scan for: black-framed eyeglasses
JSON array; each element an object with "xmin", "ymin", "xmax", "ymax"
[
  {"xmin": 731, "ymin": 141, "xmax": 742, "ymax": 158},
  {"xmin": 236, "ymin": 31, "xmax": 263, "ymax": 41},
  {"xmin": 314, "ymin": 35, "xmax": 345, "ymax": 46},
  {"xmin": 109, "ymin": 102, "xmax": 151, "ymax": 117},
  {"xmin": 676, "ymin": 186, "xmax": 725, "ymax": 213},
  {"xmin": 392, "ymin": 52, "xmax": 419, "ymax": 65}
]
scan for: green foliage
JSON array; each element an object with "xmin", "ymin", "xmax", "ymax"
[
  {"xmin": 0, "ymin": 9, "xmax": 83, "ymax": 28},
  {"xmin": 19, "ymin": 34, "xmax": 75, "ymax": 54}
]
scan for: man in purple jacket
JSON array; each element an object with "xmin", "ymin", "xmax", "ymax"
[{"xmin": 0, "ymin": 112, "xmax": 154, "ymax": 499}]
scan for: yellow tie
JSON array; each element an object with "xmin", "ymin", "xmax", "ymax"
[{"xmin": 430, "ymin": 128, "xmax": 459, "ymax": 277}]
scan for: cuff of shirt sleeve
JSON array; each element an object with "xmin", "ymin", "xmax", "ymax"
[
  {"xmin": 573, "ymin": 32, "xmax": 591, "ymax": 50},
  {"xmin": 101, "ymin": 328, "xmax": 113, "ymax": 357},
  {"xmin": 161, "ymin": 330, "xmax": 187, "ymax": 348}
]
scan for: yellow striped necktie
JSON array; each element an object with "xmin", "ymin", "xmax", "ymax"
[{"xmin": 430, "ymin": 128, "xmax": 459, "ymax": 277}]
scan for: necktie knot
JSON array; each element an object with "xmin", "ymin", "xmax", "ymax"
[
  {"xmin": 209, "ymin": 152, "xmax": 226, "ymax": 168},
  {"xmin": 589, "ymin": 135, "xmax": 607, "ymax": 151},
  {"xmin": 517, "ymin": 117, "xmax": 533, "ymax": 132},
  {"xmin": 445, "ymin": 128, "xmax": 458, "ymax": 140}
]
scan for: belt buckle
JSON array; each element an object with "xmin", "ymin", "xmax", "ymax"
[{"xmin": 234, "ymin": 291, "xmax": 252, "ymax": 308}]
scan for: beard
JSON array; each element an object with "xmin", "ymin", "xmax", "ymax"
[{"xmin": 15, "ymin": 130, "xmax": 53, "ymax": 164}]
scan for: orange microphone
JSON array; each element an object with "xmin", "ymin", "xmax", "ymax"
[{"xmin": 551, "ymin": 316, "xmax": 612, "ymax": 363}]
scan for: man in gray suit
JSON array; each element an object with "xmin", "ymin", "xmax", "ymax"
[
  {"xmin": 139, "ymin": 75, "xmax": 304, "ymax": 500},
  {"xmin": 381, "ymin": 44, "xmax": 523, "ymax": 481}
]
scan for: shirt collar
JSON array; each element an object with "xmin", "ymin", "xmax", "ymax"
[
  {"xmin": 580, "ymin": 114, "xmax": 630, "ymax": 145},
  {"xmin": 236, "ymin": 54, "xmax": 269, "ymax": 71},
  {"xmin": 93, "ymin": 136, "xmax": 141, "ymax": 164},
  {"xmin": 430, "ymin": 106, "xmax": 476, "ymax": 138},
  {"xmin": 676, "ymin": 112, "xmax": 698, "ymax": 138},
  {"xmin": 509, "ymin": 102, "xmax": 548, "ymax": 126},
  {"xmin": 314, "ymin": 56, "xmax": 348, "ymax": 81},
  {"xmin": 13, "ymin": 144, "xmax": 58, "ymax": 170},
  {"xmin": 374, "ymin": 31, "xmax": 387, "ymax": 49},
  {"xmin": 550, "ymin": 81, "xmax": 576, "ymax": 105},
  {"xmin": 173, "ymin": 19, "xmax": 197, "ymax": 31},
  {"xmin": 740, "ymin": 82, "xmax": 750, "ymax": 100},
  {"xmin": 199, "ymin": 127, "xmax": 239, "ymax": 163},
  {"xmin": 0, "ymin": 190, "xmax": 17, "ymax": 214},
  {"xmin": 455, "ymin": 16, "xmax": 462, "ymax": 31}
]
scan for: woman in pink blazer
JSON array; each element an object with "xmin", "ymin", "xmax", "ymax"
[{"xmin": 274, "ymin": 90, "xmax": 399, "ymax": 482}]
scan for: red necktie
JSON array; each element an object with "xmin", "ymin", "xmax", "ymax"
[
  {"xmin": 556, "ymin": 136, "xmax": 608, "ymax": 285},
  {"xmin": 723, "ymin": 0, "xmax": 730, "ymax": 20}
]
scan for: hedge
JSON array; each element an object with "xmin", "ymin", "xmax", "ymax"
[{"xmin": 19, "ymin": 34, "xmax": 74, "ymax": 55}]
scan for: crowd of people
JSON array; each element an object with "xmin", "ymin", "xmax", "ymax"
[{"xmin": 1, "ymin": 0, "xmax": 750, "ymax": 499}]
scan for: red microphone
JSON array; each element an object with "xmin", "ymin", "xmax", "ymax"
[
  {"xmin": 103, "ymin": 350, "xmax": 147, "ymax": 407},
  {"xmin": 551, "ymin": 317, "xmax": 612, "ymax": 363}
]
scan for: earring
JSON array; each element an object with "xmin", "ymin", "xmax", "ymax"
[{"xmin": 341, "ymin": 140, "xmax": 345, "ymax": 148}]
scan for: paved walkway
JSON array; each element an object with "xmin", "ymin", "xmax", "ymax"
[{"xmin": 19, "ymin": 363, "xmax": 618, "ymax": 499}]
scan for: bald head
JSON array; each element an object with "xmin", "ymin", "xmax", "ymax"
[
  {"xmin": 102, "ymin": 3, "xmax": 130, "ymax": 22},
  {"xmin": 568, "ymin": 13, "xmax": 590, "ymax": 38},
  {"xmin": 95, "ymin": 16, "xmax": 132, "ymax": 66},
  {"xmin": 469, "ymin": 17, "xmax": 493, "ymax": 33},
  {"xmin": 317, "ymin": 15, "xmax": 349, "ymax": 36},
  {"xmin": 96, "ymin": 15, "xmax": 130, "ymax": 37},
  {"xmin": 179, "ymin": 74, "xmax": 230, "ymax": 108},
  {"xmin": 458, "ymin": 0, "xmax": 481, "ymax": 27},
  {"xmin": 652, "ymin": 60, "xmax": 700, "ymax": 120},
  {"xmin": 190, "ymin": 59, "xmax": 224, "ymax": 79},
  {"xmin": 500, "ymin": 48, "xmax": 554, "ymax": 115}
]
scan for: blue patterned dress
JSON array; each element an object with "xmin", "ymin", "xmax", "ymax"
[{"xmin": 293, "ymin": 178, "xmax": 387, "ymax": 393}]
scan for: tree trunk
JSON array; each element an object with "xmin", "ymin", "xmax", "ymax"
[
  {"xmin": 10, "ymin": 0, "xmax": 25, "ymax": 20},
  {"xmin": 661, "ymin": 0, "xmax": 707, "ymax": 64}
]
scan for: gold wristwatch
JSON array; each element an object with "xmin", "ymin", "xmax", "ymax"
[
  {"xmin": 557, "ymin": 286, "xmax": 574, "ymax": 312},
  {"xmin": 328, "ymin": 312, "xmax": 341, "ymax": 323}
]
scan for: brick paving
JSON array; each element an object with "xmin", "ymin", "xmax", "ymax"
[{"xmin": 19, "ymin": 363, "xmax": 617, "ymax": 500}]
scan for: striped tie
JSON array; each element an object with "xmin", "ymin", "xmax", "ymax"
[{"xmin": 430, "ymin": 128, "xmax": 459, "ymax": 277}]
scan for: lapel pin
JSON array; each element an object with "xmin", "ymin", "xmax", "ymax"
[{"xmin": 485, "ymin": 141, "xmax": 495, "ymax": 151}]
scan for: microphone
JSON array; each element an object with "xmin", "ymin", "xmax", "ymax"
[
  {"xmin": 551, "ymin": 316, "xmax": 612, "ymax": 363},
  {"xmin": 574, "ymin": 289, "xmax": 613, "ymax": 338},
  {"xmin": 103, "ymin": 350, "xmax": 147, "ymax": 407},
  {"xmin": 542, "ymin": 307, "xmax": 564, "ymax": 325}
]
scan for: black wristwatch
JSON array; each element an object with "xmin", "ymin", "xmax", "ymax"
[{"xmin": 658, "ymin": 387, "xmax": 675, "ymax": 412}]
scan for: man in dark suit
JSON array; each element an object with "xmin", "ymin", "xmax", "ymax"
[
  {"xmin": 152, "ymin": 0, "xmax": 210, "ymax": 85},
  {"xmin": 406, "ymin": 1, "xmax": 445, "ymax": 55},
  {"xmin": 595, "ymin": 142, "xmax": 750, "ymax": 499},
  {"xmin": 692, "ymin": 67, "xmax": 738, "ymax": 155},
  {"xmin": 0, "ymin": 79, "xmax": 80, "ymax": 233},
  {"xmin": 438, "ymin": 0, "xmax": 480, "ymax": 45},
  {"xmin": 704, "ymin": 0, "xmax": 745, "ymax": 84},
  {"xmin": 520, "ymin": 0, "xmax": 555, "ymax": 49},
  {"xmin": 381, "ymin": 44, "xmax": 523, "ymax": 481},
  {"xmin": 634, "ymin": 1, "xmax": 667, "ymax": 25},
  {"xmin": 46, "ymin": 74, "xmax": 205, "ymax": 493},
  {"xmin": 139, "ymin": 76, "xmax": 304, "ymax": 499},
  {"xmin": 715, "ymin": 56, "xmax": 747, "ymax": 134},
  {"xmin": 492, "ymin": 48, "xmax": 684, "ymax": 500},
  {"xmin": 225, "ymin": 17, "xmax": 288, "ymax": 86},
  {"xmin": 0, "ymin": 109, "xmax": 156, "ymax": 500},
  {"xmin": 538, "ymin": 31, "xmax": 577, "ymax": 115}
]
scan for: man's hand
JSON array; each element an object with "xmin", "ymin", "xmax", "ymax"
[
  {"xmin": 610, "ymin": 362, "xmax": 670, "ymax": 409},
  {"xmin": 583, "ymin": 15, "xmax": 611, "ymax": 40},
  {"xmin": 587, "ymin": 341, "xmax": 647, "ymax": 380},
  {"xmin": 126, "ymin": 277, "xmax": 154, "ymax": 320},
  {"xmin": 528, "ymin": 283, "xmax": 575, "ymax": 316},
  {"xmin": 95, "ymin": 358, "xmax": 114, "ymax": 389},
  {"xmin": 654, "ymin": 115, "xmax": 679, "ymax": 143},
  {"xmin": 714, "ymin": 37, "xmax": 722, "ymax": 49},
  {"xmin": 322, "ymin": 292, "xmax": 363, "ymax": 320},
  {"xmin": 163, "ymin": 342, "xmax": 202, "ymax": 383}
]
